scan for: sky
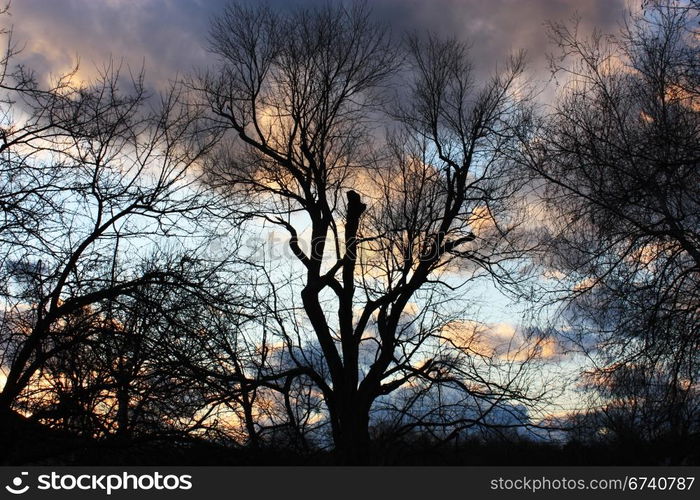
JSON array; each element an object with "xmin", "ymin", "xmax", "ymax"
[
  {"xmin": 4, "ymin": 0, "xmax": 629, "ymax": 325},
  {"xmin": 2, "ymin": 0, "xmax": 632, "ymax": 417},
  {"xmin": 8, "ymin": 0, "xmax": 628, "ymax": 91}
]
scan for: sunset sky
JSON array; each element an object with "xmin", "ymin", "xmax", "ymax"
[
  {"xmin": 5, "ymin": 0, "xmax": 628, "ymax": 401},
  {"xmin": 10, "ymin": 0, "xmax": 627, "ymax": 90},
  {"xmin": 1, "ymin": 0, "xmax": 697, "ymax": 468},
  {"xmin": 2, "ymin": 0, "xmax": 635, "ymax": 422}
]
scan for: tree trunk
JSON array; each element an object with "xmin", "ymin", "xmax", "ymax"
[
  {"xmin": 333, "ymin": 394, "xmax": 371, "ymax": 465},
  {"xmin": 0, "ymin": 382, "xmax": 20, "ymax": 413},
  {"xmin": 115, "ymin": 381, "xmax": 131, "ymax": 440}
]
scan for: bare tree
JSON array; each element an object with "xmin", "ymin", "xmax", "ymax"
[
  {"xmin": 17, "ymin": 251, "xmax": 239, "ymax": 444},
  {"xmin": 0, "ymin": 46, "xmax": 219, "ymax": 415},
  {"xmin": 1, "ymin": 4, "xmax": 79, "ymax": 291},
  {"xmin": 196, "ymin": 2, "xmax": 549, "ymax": 463},
  {"xmin": 522, "ymin": 0, "xmax": 700, "ymax": 447}
]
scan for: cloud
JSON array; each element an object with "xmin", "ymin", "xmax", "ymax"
[
  {"xmin": 6, "ymin": 0, "xmax": 628, "ymax": 91},
  {"xmin": 373, "ymin": 0, "xmax": 627, "ymax": 80},
  {"xmin": 441, "ymin": 319, "xmax": 563, "ymax": 361},
  {"xmin": 8, "ymin": 0, "xmax": 217, "ymax": 88}
]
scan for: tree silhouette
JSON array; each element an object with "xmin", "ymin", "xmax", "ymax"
[
  {"xmin": 0, "ymin": 16, "xmax": 220, "ymax": 415},
  {"xmin": 522, "ymin": 0, "xmax": 700, "ymax": 448},
  {"xmin": 196, "ymin": 1, "xmax": 549, "ymax": 463}
]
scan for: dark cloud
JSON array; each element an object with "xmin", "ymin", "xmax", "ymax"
[
  {"xmin": 376, "ymin": 0, "xmax": 625, "ymax": 70},
  {"xmin": 9, "ymin": 0, "xmax": 219, "ymax": 86},
  {"xmin": 6, "ymin": 0, "xmax": 627, "ymax": 90}
]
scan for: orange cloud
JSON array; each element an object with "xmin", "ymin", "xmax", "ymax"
[{"xmin": 441, "ymin": 320, "xmax": 561, "ymax": 362}]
